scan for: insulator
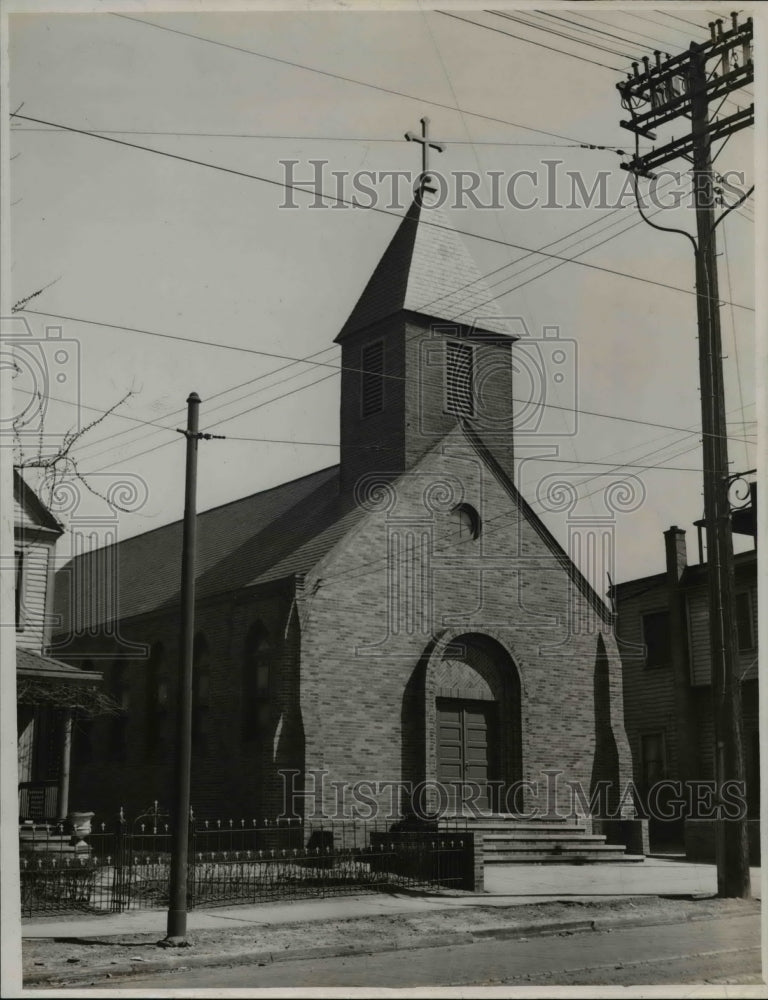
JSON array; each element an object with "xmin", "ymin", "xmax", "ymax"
[
  {"xmin": 716, "ymin": 19, "xmax": 724, "ymax": 37},
  {"xmin": 654, "ymin": 50, "xmax": 661, "ymax": 68},
  {"xmin": 731, "ymin": 11, "xmax": 738, "ymax": 30},
  {"xmin": 709, "ymin": 22, "xmax": 717, "ymax": 42},
  {"xmin": 632, "ymin": 62, "xmax": 640, "ymax": 79}
]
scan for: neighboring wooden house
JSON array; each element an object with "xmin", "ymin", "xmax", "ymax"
[
  {"xmin": 53, "ymin": 190, "xmax": 639, "ymax": 849},
  {"xmin": 613, "ymin": 526, "xmax": 759, "ymax": 856},
  {"xmin": 14, "ymin": 469, "xmax": 108, "ymax": 822}
]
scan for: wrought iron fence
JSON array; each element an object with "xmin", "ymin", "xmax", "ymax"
[{"xmin": 20, "ymin": 808, "xmax": 475, "ymax": 917}]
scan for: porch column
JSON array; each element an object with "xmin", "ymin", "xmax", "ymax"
[{"xmin": 57, "ymin": 709, "xmax": 74, "ymax": 821}]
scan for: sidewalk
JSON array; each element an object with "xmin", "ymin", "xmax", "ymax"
[
  {"xmin": 22, "ymin": 856, "xmax": 763, "ymax": 940},
  {"xmin": 20, "ymin": 859, "xmax": 763, "ymax": 988}
]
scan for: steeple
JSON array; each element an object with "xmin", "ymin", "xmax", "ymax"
[
  {"xmin": 335, "ymin": 127, "xmax": 519, "ymax": 498},
  {"xmin": 336, "ymin": 191, "xmax": 515, "ymax": 343}
]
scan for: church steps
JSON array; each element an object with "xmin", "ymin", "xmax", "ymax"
[{"xmin": 438, "ymin": 816, "xmax": 643, "ymax": 864}]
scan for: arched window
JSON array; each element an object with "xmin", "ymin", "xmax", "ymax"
[
  {"xmin": 145, "ymin": 642, "xmax": 170, "ymax": 761},
  {"xmin": 242, "ymin": 623, "xmax": 271, "ymax": 742},
  {"xmin": 192, "ymin": 634, "xmax": 211, "ymax": 756},
  {"xmin": 451, "ymin": 503, "xmax": 481, "ymax": 541}
]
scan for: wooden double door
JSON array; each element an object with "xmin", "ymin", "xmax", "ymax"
[{"xmin": 436, "ymin": 698, "xmax": 498, "ymax": 813}]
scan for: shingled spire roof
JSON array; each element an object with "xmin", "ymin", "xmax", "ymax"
[{"xmin": 335, "ymin": 192, "xmax": 516, "ymax": 342}]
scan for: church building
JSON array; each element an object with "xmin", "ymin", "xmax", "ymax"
[{"xmin": 53, "ymin": 171, "xmax": 636, "ymax": 834}]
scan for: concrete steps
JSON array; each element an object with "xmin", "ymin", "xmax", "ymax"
[{"xmin": 439, "ymin": 815, "xmax": 644, "ymax": 864}]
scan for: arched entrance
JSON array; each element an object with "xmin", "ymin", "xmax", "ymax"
[{"xmin": 404, "ymin": 631, "xmax": 522, "ymax": 817}]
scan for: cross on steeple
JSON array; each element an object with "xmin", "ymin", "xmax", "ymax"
[{"xmin": 404, "ymin": 116, "xmax": 445, "ymax": 194}]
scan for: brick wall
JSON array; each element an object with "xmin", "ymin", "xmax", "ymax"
[
  {"xmin": 298, "ymin": 427, "xmax": 633, "ymax": 821},
  {"xmin": 66, "ymin": 580, "xmax": 301, "ymax": 823}
]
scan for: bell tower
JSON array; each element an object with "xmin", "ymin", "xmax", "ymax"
[{"xmin": 335, "ymin": 121, "xmax": 519, "ymax": 498}]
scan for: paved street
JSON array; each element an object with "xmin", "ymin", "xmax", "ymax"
[{"xmin": 110, "ymin": 912, "xmax": 761, "ymax": 989}]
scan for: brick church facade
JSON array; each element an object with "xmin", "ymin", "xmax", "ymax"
[{"xmin": 53, "ymin": 190, "xmax": 635, "ymax": 828}]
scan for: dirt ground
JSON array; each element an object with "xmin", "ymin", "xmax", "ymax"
[{"xmin": 22, "ymin": 895, "xmax": 759, "ymax": 987}]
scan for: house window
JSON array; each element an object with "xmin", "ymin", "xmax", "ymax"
[
  {"xmin": 445, "ymin": 341, "xmax": 474, "ymax": 416},
  {"xmin": 192, "ymin": 634, "xmax": 211, "ymax": 756},
  {"xmin": 242, "ymin": 623, "xmax": 271, "ymax": 742},
  {"xmin": 361, "ymin": 340, "xmax": 384, "ymax": 417},
  {"xmin": 642, "ymin": 610, "xmax": 670, "ymax": 668},
  {"xmin": 15, "ymin": 549, "xmax": 25, "ymax": 631},
  {"xmin": 736, "ymin": 590, "xmax": 754, "ymax": 651}
]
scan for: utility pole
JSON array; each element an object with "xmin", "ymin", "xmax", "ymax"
[
  {"xmin": 616, "ymin": 13, "xmax": 753, "ymax": 899},
  {"xmin": 164, "ymin": 393, "xmax": 224, "ymax": 945}
]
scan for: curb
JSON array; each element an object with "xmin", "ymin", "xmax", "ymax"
[{"xmin": 23, "ymin": 904, "xmax": 750, "ymax": 988}]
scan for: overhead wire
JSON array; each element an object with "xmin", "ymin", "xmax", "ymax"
[
  {"xmin": 438, "ymin": 11, "xmax": 627, "ymax": 72},
  {"xmin": 112, "ymin": 12, "xmax": 612, "ymax": 148},
  {"xmin": 21, "ymin": 305, "xmax": 756, "ymax": 447},
  {"xmin": 12, "ymin": 113, "xmax": 754, "ymax": 314}
]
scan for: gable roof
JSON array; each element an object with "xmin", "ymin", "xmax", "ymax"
[
  {"xmin": 336, "ymin": 192, "xmax": 516, "ymax": 342},
  {"xmin": 55, "ymin": 427, "xmax": 616, "ymax": 633},
  {"xmin": 13, "ymin": 469, "xmax": 64, "ymax": 535},
  {"xmin": 459, "ymin": 421, "xmax": 614, "ymax": 624},
  {"xmin": 54, "ymin": 465, "xmax": 344, "ymax": 632}
]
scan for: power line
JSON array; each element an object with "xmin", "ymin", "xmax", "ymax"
[
  {"xmin": 112, "ymin": 12, "xmax": 608, "ymax": 148},
  {"xmin": 570, "ymin": 11, "xmax": 685, "ymax": 51},
  {"xmin": 22, "ymin": 306, "xmax": 756, "ymax": 445},
  {"xmin": 446, "ymin": 196, "xmax": 674, "ymax": 321},
  {"xmin": 489, "ymin": 9, "xmax": 636, "ymax": 61},
  {"xmin": 661, "ymin": 10, "xmax": 712, "ymax": 32},
  {"xmin": 74, "ymin": 345, "xmax": 340, "ymax": 459},
  {"xmin": 315, "ymin": 439, "xmax": 710, "ymax": 590},
  {"xmin": 9, "ymin": 127, "xmax": 589, "ymax": 148},
  {"xmin": 12, "ymin": 113, "xmax": 754, "ymax": 313},
  {"xmin": 83, "ymin": 370, "xmax": 341, "ymax": 475},
  {"xmin": 626, "ymin": 11, "xmax": 702, "ymax": 41},
  {"xmin": 293, "ymin": 392, "xmax": 755, "ymax": 594},
  {"xmin": 438, "ymin": 11, "xmax": 627, "ymax": 72}
]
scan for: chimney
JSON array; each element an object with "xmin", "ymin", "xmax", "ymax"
[{"xmin": 664, "ymin": 525, "xmax": 687, "ymax": 583}]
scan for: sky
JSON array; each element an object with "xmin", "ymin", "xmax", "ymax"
[{"xmin": 5, "ymin": 1, "xmax": 758, "ymax": 589}]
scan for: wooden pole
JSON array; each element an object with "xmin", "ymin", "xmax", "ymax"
[{"xmin": 165, "ymin": 392, "xmax": 201, "ymax": 943}]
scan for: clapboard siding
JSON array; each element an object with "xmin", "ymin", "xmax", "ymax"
[
  {"xmin": 687, "ymin": 578, "xmax": 759, "ymax": 686},
  {"xmin": 615, "ymin": 582, "xmax": 679, "ymax": 784},
  {"xmin": 15, "ymin": 541, "xmax": 52, "ymax": 652},
  {"xmin": 14, "ymin": 492, "xmax": 39, "ymax": 530}
]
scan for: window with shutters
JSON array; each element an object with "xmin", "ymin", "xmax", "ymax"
[
  {"xmin": 361, "ymin": 340, "xmax": 384, "ymax": 417},
  {"xmin": 736, "ymin": 590, "xmax": 755, "ymax": 651},
  {"xmin": 445, "ymin": 341, "xmax": 474, "ymax": 416}
]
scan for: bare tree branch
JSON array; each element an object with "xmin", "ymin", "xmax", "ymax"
[{"xmin": 12, "ymin": 276, "xmax": 61, "ymax": 313}]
